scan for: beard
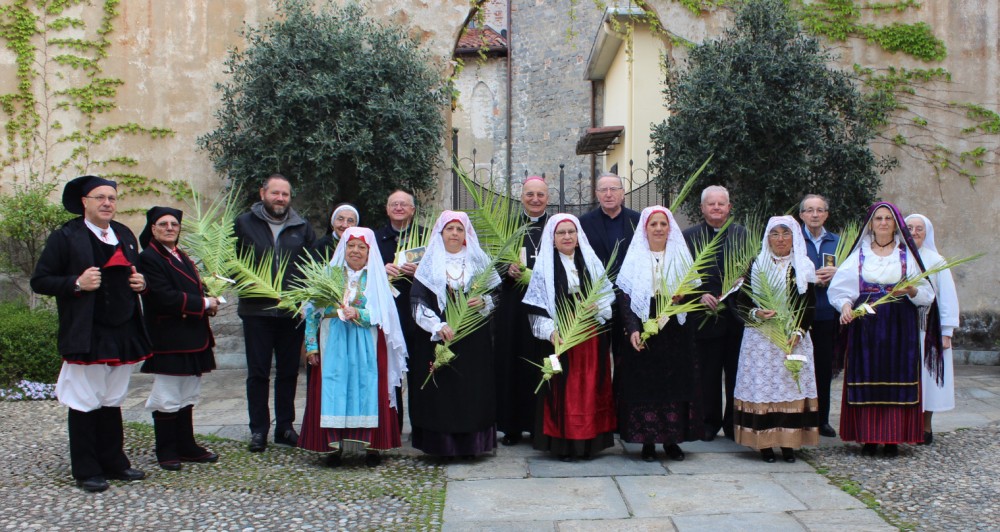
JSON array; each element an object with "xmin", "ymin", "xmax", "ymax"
[{"xmin": 263, "ymin": 201, "xmax": 288, "ymax": 219}]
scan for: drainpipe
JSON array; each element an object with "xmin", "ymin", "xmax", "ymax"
[{"xmin": 505, "ymin": 0, "xmax": 513, "ymax": 197}]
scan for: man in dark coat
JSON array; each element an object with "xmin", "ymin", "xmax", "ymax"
[
  {"xmin": 374, "ymin": 189, "xmax": 420, "ymax": 431},
  {"xmin": 31, "ymin": 175, "xmax": 151, "ymax": 492},
  {"xmin": 800, "ymin": 194, "xmax": 840, "ymax": 438},
  {"xmin": 682, "ymin": 185, "xmax": 747, "ymax": 441},
  {"xmin": 235, "ymin": 174, "xmax": 316, "ymax": 452},
  {"xmin": 578, "ymin": 172, "xmax": 641, "ymax": 379},
  {"xmin": 495, "ymin": 176, "xmax": 551, "ymax": 445}
]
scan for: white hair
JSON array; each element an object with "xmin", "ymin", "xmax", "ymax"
[{"xmin": 700, "ymin": 185, "xmax": 730, "ymax": 204}]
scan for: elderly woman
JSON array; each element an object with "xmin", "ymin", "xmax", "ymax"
[
  {"xmin": 299, "ymin": 204, "xmax": 360, "ymax": 462},
  {"xmin": 301, "ymin": 227, "xmax": 407, "ymax": 467},
  {"xmin": 409, "ymin": 211, "xmax": 501, "ymax": 458},
  {"xmin": 523, "ymin": 213, "xmax": 617, "ymax": 462},
  {"xmin": 138, "ymin": 206, "xmax": 220, "ymax": 471},
  {"xmin": 733, "ymin": 216, "xmax": 819, "ymax": 463},
  {"xmin": 829, "ymin": 202, "xmax": 936, "ymax": 457},
  {"xmin": 905, "ymin": 214, "xmax": 959, "ymax": 445},
  {"xmin": 615, "ymin": 206, "xmax": 703, "ymax": 461}
]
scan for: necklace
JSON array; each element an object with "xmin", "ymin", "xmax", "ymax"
[
  {"xmin": 873, "ymin": 237, "xmax": 894, "ymax": 248},
  {"xmin": 446, "ymin": 258, "xmax": 466, "ymax": 287}
]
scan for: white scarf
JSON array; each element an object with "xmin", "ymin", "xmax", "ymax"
[
  {"xmin": 414, "ymin": 210, "xmax": 501, "ymax": 310},
  {"xmin": 752, "ymin": 215, "xmax": 816, "ymax": 295}
]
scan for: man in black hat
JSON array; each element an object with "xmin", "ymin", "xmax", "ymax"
[
  {"xmin": 235, "ymin": 174, "xmax": 316, "ymax": 452},
  {"xmin": 31, "ymin": 175, "xmax": 151, "ymax": 493}
]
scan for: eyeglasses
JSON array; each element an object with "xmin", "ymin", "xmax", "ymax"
[
  {"xmin": 388, "ymin": 201, "xmax": 414, "ymax": 208},
  {"xmin": 906, "ymin": 226, "xmax": 925, "ymax": 234},
  {"xmin": 555, "ymin": 229, "xmax": 578, "ymax": 237},
  {"xmin": 84, "ymin": 195, "xmax": 117, "ymax": 204},
  {"xmin": 596, "ymin": 186, "xmax": 624, "ymax": 194},
  {"xmin": 767, "ymin": 231, "xmax": 793, "ymax": 240},
  {"xmin": 800, "ymin": 208, "xmax": 827, "ymax": 214},
  {"xmin": 154, "ymin": 221, "xmax": 180, "ymax": 228}
]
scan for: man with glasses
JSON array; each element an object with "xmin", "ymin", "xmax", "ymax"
[
  {"xmin": 799, "ymin": 194, "xmax": 839, "ymax": 438},
  {"xmin": 375, "ymin": 189, "xmax": 422, "ymax": 432},
  {"xmin": 235, "ymin": 174, "xmax": 316, "ymax": 452},
  {"xmin": 31, "ymin": 175, "xmax": 151, "ymax": 492},
  {"xmin": 682, "ymin": 185, "xmax": 747, "ymax": 441}
]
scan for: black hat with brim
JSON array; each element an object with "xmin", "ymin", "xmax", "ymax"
[
  {"xmin": 62, "ymin": 175, "xmax": 117, "ymax": 215},
  {"xmin": 139, "ymin": 206, "xmax": 184, "ymax": 249}
]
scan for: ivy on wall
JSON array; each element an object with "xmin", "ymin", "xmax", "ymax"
[{"xmin": 0, "ymin": 0, "xmax": 182, "ymax": 211}]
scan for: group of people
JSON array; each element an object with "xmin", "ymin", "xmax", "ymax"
[{"xmin": 32, "ymin": 172, "xmax": 960, "ymax": 492}]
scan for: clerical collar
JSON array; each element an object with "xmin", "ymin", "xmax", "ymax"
[{"xmin": 523, "ymin": 211, "xmax": 546, "ymax": 223}]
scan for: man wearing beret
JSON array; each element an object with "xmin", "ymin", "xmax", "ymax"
[{"xmin": 31, "ymin": 175, "xmax": 151, "ymax": 493}]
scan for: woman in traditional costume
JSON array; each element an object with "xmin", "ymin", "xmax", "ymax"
[
  {"xmin": 301, "ymin": 227, "xmax": 407, "ymax": 467},
  {"xmin": 523, "ymin": 214, "xmax": 617, "ymax": 461},
  {"xmin": 904, "ymin": 214, "xmax": 959, "ymax": 445},
  {"xmin": 616, "ymin": 206, "xmax": 703, "ymax": 461},
  {"xmin": 829, "ymin": 202, "xmax": 937, "ymax": 457},
  {"xmin": 733, "ymin": 215, "xmax": 819, "ymax": 463},
  {"xmin": 409, "ymin": 211, "xmax": 501, "ymax": 457},
  {"xmin": 299, "ymin": 205, "xmax": 360, "ymax": 464},
  {"xmin": 138, "ymin": 206, "xmax": 220, "ymax": 471}
]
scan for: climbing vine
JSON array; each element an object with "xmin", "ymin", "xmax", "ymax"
[{"xmin": 0, "ymin": 0, "xmax": 182, "ymax": 209}]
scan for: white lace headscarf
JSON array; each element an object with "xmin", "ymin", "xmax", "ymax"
[
  {"xmin": 414, "ymin": 210, "xmax": 501, "ymax": 310},
  {"xmin": 617, "ymin": 206, "xmax": 697, "ymax": 324},
  {"xmin": 904, "ymin": 214, "xmax": 937, "ymax": 253},
  {"xmin": 330, "ymin": 226, "xmax": 407, "ymax": 406},
  {"xmin": 753, "ymin": 215, "xmax": 816, "ymax": 295},
  {"xmin": 522, "ymin": 213, "xmax": 615, "ymax": 317}
]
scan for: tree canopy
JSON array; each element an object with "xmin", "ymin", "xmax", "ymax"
[
  {"xmin": 651, "ymin": 0, "xmax": 888, "ymax": 227},
  {"xmin": 199, "ymin": 0, "xmax": 448, "ymax": 226}
]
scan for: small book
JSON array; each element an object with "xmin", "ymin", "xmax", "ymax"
[
  {"xmin": 823, "ymin": 253, "xmax": 836, "ymax": 268},
  {"xmin": 394, "ymin": 246, "xmax": 426, "ymax": 266}
]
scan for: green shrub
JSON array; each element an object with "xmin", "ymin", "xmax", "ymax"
[{"xmin": 0, "ymin": 302, "xmax": 61, "ymax": 386}]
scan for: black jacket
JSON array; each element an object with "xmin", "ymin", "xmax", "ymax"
[
  {"xmin": 682, "ymin": 221, "xmax": 748, "ymax": 339},
  {"xmin": 30, "ymin": 217, "xmax": 150, "ymax": 358},
  {"xmin": 234, "ymin": 202, "xmax": 316, "ymax": 317},
  {"xmin": 139, "ymin": 240, "xmax": 215, "ymax": 355},
  {"xmin": 578, "ymin": 206, "xmax": 641, "ymax": 279}
]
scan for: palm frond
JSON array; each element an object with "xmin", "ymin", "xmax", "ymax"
[
  {"xmin": 278, "ymin": 250, "xmax": 346, "ymax": 315},
  {"xmin": 719, "ymin": 215, "xmax": 762, "ymax": 304},
  {"xmin": 231, "ymin": 245, "xmax": 288, "ymax": 304},
  {"xmin": 639, "ymin": 235, "xmax": 722, "ymax": 343},
  {"xmin": 457, "ymin": 166, "xmax": 527, "ymax": 267},
  {"xmin": 394, "ymin": 212, "xmax": 436, "ymax": 261},
  {"xmin": 851, "ymin": 252, "xmax": 983, "ymax": 318},
  {"xmin": 181, "ymin": 186, "xmax": 241, "ymax": 298},
  {"xmin": 833, "ymin": 221, "xmax": 860, "ymax": 267},
  {"xmin": 668, "ymin": 155, "xmax": 713, "ymax": 213},
  {"xmin": 738, "ymin": 268, "xmax": 807, "ymax": 355}
]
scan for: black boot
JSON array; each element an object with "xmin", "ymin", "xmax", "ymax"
[
  {"xmin": 176, "ymin": 405, "xmax": 218, "ymax": 463},
  {"xmin": 96, "ymin": 407, "xmax": 137, "ymax": 478},
  {"xmin": 68, "ymin": 408, "xmax": 104, "ymax": 483},
  {"xmin": 152, "ymin": 411, "xmax": 182, "ymax": 471}
]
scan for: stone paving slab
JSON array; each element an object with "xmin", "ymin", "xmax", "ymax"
[
  {"xmin": 442, "ymin": 520, "xmax": 556, "ymax": 531},
  {"xmin": 447, "ymin": 457, "xmax": 529, "ymax": 480},
  {"xmin": 663, "ymin": 450, "xmax": 815, "ymax": 474},
  {"xmin": 443, "ymin": 477, "xmax": 630, "ymax": 523},
  {"xmin": 621, "ymin": 438, "xmax": 746, "ymax": 455},
  {"xmin": 616, "ymin": 474, "xmax": 808, "ymax": 517},
  {"xmin": 671, "ymin": 511, "xmax": 805, "ymax": 532},
  {"xmin": 770, "ymin": 472, "xmax": 866, "ymax": 510},
  {"xmin": 558, "ymin": 517, "xmax": 677, "ymax": 531},
  {"xmin": 527, "ymin": 453, "xmax": 668, "ymax": 478},
  {"xmin": 790, "ymin": 509, "xmax": 897, "ymax": 531}
]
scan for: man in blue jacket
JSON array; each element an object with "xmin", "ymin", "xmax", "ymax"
[
  {"xmin": 800, "ymin": 194, "xmax": 839, "ymax": 438},
  {"xmin": 235, "ymin": 174, "xmax": 316, "ymax": 452}
]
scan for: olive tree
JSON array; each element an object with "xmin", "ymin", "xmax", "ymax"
[{"xmin": 199, "ymin": 0, "xmax": 448, "ymax": 225}]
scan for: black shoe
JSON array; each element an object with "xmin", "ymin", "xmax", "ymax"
[
  {"xmin": 722, "ymin": 430, "xmax": 734, "ymax": 441},
  {"xmin": 158, "ymin": 460, "xmax": 182, "ymax": 471},
  {"xmin": 275, "ymin": 428, "xmax": 299, "ymax": 447},
  {"xmin": 249, "ymin": 433, "xmax": 267, "ymax": 452},
  {"xmin": 108, "ymin": 468, "xmax": 145, "ymax": 482},
  {"xmin": 664, "ymin": 444, "xmax": 685, "ymax": 461},
  {"xmin": 883, "ymin": 444, "xmax": 899, "ymax": 458},
  {"xmin": 559, "ymin": 454, "xmax": 575, "ymax": 462},
  {"xmin": 700, "ymin": 427, "xmax": 717, "ymax": 442},
  {"xmin": 324, "ymin": 452, "xmax": 343, "ymax": 468},
  {"xmin": 761, "ymin": 448, "xmax": 776, "ymax": 463},
  {"xmin": 180, "ymin": 450, "xmax": 219, "ymax": 463},
  {"xmin": 918, "ymin": 431, "xmax": 933, "ymax": 445},
  {"xmin": 640, "ymin": 443, "xmax": 656, "ymax": 462},
  {"xmin": 365, "ymin": 452, "xmax": 382, "ymax": 468},
  {"xmin": 861, "ymin": 443, "xmax": 878, "ymax": 456},
  {"xmin": 501, "ymin": 433, "xmax": 521, "ymax": 446},
  {"xmin": 781, "ymin": 447, "xmax": 796, "ymax": 463},
  {"xmin": 819, "ymin": 424, "xmax": 837, "ymax": 438},
  {"xmin": 76, "ymin": 476, "xmax": 109, "ymax": 493}
]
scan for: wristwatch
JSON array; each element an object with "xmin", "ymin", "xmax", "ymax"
[{"xmin": 74, "ymin": 278, "xmax": 82, "ymax": 293}]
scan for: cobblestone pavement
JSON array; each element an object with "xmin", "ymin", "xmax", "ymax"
[{"xmin": 0, "ymin": 401, "xmax": 445, "ymax": 531}]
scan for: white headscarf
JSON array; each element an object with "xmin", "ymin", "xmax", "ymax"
[
  {"xmin": 329, "ymin": 226, "xmax": 407, "ymax": 406},
  {"xmin": 414, "ymin": 210, "xmax": 501, "ymax": 310},
  {"xmin": 330, "ymin": 204, "xmax": 360, "ymax": 237},
  {"xmin": 522, "ymin": 213, "xmax": 615, "ymax": 317},
  {"xmin": 617, "ymin": 206, "xmax": 697, "ymax": 324},
  {"xmin": 753, "ymin": 215, "xmax": 816, "ymax": 295},
  {"xmin": 904, "ymin": 214, "xmax": 937, "ymax": 253}
]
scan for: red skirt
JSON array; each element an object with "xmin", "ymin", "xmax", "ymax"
[{"xmin": 542, "ymin": 336, "xmax": 617, "ymax": 440}]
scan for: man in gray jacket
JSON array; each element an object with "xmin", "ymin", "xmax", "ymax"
[{"xmin": 235, "ymin": 174, "xmax": 316, "ymax": 452}]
